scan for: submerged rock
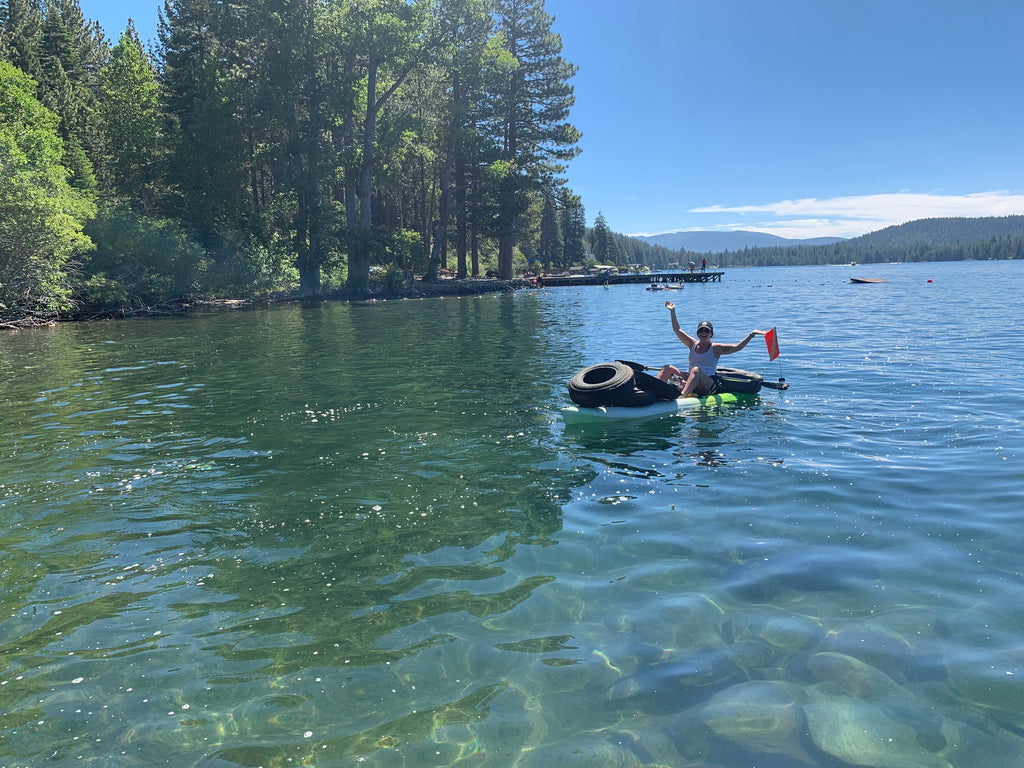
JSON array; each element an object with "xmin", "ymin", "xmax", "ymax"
[
  {"xmin": 726, "ymin": 548, "xmax": 881, "ymax": 602},
  {"xmin": 823, "ymin": 625, "xmax": 920, "ymax": 679},
  {"xmin": 515, "ymin": 734, "xmax": 644, "ymax": 768},
  {"xmin": 934, "ymin": 713, "xmax": 1024, "ymax": 768},
  {"xmin": 605, "ymin": 641, "xmax": 780, "ymax": 713},
  {"xmin": 806, "ymin": 651, "xmax": 902, "ymax": 699},
  {"xmin": 760, "ymin": 615, "xmax": 825, "ymax": 652},
  {"xmin": 699, "ymin": 680, "xmax": 811, "ymax": 761},
  {"xmin": 945, "ymin": 659, "xmax": 1024, "ymax": 731},
  {"xmin": 804, "ymin": 685, "xmax": 952, "ymax": 768},
  {"xmin": 807, "ymin": 652, "xmax": 949, "ymax": 751}
]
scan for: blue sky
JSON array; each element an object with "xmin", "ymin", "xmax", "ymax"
[{"xmin": 83, "ymin": 0, "xmax": 1024, "ymax": 239}]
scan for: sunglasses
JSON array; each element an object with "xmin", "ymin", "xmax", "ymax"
[{"xmin": 697, "ymin": 328, "xmax": 711, "ymax": 335}]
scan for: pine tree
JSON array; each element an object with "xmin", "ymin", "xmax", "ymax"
[
  {"xmin": 100, "ymin": 20, "xmax": 161, "ymax": 211},
  {"xmin": 158, "ymin": 0, "xmax": 249, "ymax": 245},
  {"xmin": 559, "ymin": 187, "xmax": 584, "ymax": 267},
  {"xmin": 36, "ymin": 0, "xmax": 107, "ymax": 188},
  {"xmin": 538, "ymin": 191, "xmax": 560, "ymax": 271},
  {"xmin": 257, "ymin": 0, "xmax": 332, "ymax": 296},
  {"xmin": 329, "ymin": 0, "xmax": 438, "ymax": 294},
  {"xmin": 591, "ymin": 211, "xmax": 617, "ymax": 265},
  {"xmin": 0, "ymin": 0, "xmax": 44, "ymax": 79},
  {"xmin": 340, "ymin": 0, "xmax": 436, "ymax": 295},
  {"xmin": 486, "ymin": 0, "xmax": 579, "ymax": 279},
  {"xmin": 421, "ymin": 0, "xmax": 494, "ymax": 282}
]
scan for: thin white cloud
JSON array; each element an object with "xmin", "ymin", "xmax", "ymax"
[
  {"xmin": 681, "ymin": 191, "xmax": 1024, "ymax": 239},
  {"xmin": 721, "ymin": 219, "xmax": 888, "ymax": 240}
]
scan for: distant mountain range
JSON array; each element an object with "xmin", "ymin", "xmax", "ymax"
[
  {"xmin": 633, "ymin": 230, "xmax": 847, "ymax": 254},
  {"xmin": 629, "ymin": 216, "xmax": 1024, "ymax": 268}
]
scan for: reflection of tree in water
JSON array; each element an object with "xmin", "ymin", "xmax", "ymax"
[
  {"xmin": 0, "ymin": 296, "xmax": 596, "ymax": 763},
  {"xmin": 171, "ymin": 298, "xmax": 581, "ymax": 676}
]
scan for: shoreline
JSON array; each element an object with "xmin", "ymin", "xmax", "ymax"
[
  {"xmin": 348, "ymin": 276, "xmax": 534, "ymax": 301},
  {"xmin": 1, "ymin": 277, "xmax": 536, "ymax": 329}
]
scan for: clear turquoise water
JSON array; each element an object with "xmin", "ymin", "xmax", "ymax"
[{"xmin": 1, "ymin": 260, "xmax": 1022, "ymax": 767}]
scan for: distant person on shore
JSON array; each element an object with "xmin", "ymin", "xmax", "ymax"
[
  {"xmin": 657, "ymin": 301, "xmax": 765, "ymax": 398},
  {"xmin": 701, "ymin": 257, "xmax": 707, "ymax": 271}
]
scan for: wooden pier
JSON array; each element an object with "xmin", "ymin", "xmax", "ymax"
[{"xmin": 540, "ymin": 271, "xmax": 724, "ymax": 287}]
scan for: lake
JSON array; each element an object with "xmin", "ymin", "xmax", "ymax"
[{"xmin": 1, "ymin": 260, "xmax": 1022, "ymax": 767}]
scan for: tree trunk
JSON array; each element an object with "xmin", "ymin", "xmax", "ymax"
[
  {"xmin": 471, "ymin": 227, "xmax": 479, "ymax": 276},
  {"xmin": 419, "ymin": 153, "xmax": 431, "ymax": 275},
  {"xmin": 455, "ymin": 158, "xmax": 467, "ymax": 278},
  {"xmin": 498, "ymin": 230, "xmax": 514, "ymax": 279},
  {"xmin": 424, "ymin": 149, "xmax": 454, "ymax": 284},
  {"xmin": 297, "ymin": 258, "xmax": 321, "ymax": 297},
  {"xmin": 346, "ymin": 56, "xmax": 378, "ymax": 294}
]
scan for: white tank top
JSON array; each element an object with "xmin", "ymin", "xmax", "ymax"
[{"xmin": 688, "ymin": 343, "xmax": 718, "ymax": 375}]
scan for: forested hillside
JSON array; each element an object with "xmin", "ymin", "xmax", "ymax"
[
  {"xmin": 842, "ymin": 216, "xmax": 1024, "ymax": 249},
  {"xmin": 694, "ymin": 216, "xmax": 1024, "ymax": 268},
  {"xmin": 1, "ymin": 0, "xmax": 586, "ymax": 320},
  {"xmin": 585, "ymin": 212, "xmax": 678, "ymax": 270}
]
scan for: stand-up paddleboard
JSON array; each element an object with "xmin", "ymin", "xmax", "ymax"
[{"xmin": 561, "ymin": 391, "xmax": 748, "ymax": 425}]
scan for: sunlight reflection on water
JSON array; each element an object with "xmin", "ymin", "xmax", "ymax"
[{"xmin": 0, "ymin": 261, "xmax": 1022, "ymax": 766}]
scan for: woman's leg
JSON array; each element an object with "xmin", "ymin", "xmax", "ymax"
[
  {"xmin": 679, "ymin": 367, "xmax": 712, "ymax": 398},
  {"xmin": 657, "ymin": 364, "xmax": 684, "ymax": 383}
]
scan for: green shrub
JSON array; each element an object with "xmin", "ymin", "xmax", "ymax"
[
  {"xmin": 368, "ymin": 263, "xmax": 406, "ymax": 296},
  {"xmin": 78, "ymin": 207, "xmax": 209, "ymax": 309}
]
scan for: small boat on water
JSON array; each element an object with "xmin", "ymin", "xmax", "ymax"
[
  {"xmin": 645, "ymin": 283, "xmax": 665, "ymax": 291},
  {"xmin": 563, "ymin": 391, "xmax": 746, "ymax": 424},
  {"xmin": 850, "ymin": 277, "xmax": 888, "ymax": 284},
  {"xmin": 562, "ymin": 361, "xmax": 786, "ymax": 424}
]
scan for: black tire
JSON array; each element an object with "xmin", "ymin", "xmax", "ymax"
[
  {"xmin": 633, "ymin": 370, "xmax": 681, "ymax": 401},
  {"xmin": 716, "ymin": 367, "xmax": 763, "ymax": 395},
  {"xmin": 568, "ymin": 362, "xmax": 636, "ymax": 407},
  {"xmin": 615, "ymin": 387, "xmax": 658, "ymax": 407}
]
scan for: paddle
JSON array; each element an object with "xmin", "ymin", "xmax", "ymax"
[
  {"xmin": 616, "ymin": 360, "xmax": 789, "ymax": 390},
  {"xmin": 616, "ymin": 359, "xmax": 657, "ymax": 372}
]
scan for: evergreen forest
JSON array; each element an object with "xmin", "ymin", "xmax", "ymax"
[
  {"xmin": 1, "ymin": 0, "xmax": 1019, "ymax": 323},
  {"xmin": 1, "ymin": 0, "xmax": 596, "ymax": 320}
]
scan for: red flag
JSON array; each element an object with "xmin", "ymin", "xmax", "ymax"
[{"xmin": 765, "ymin": 327, "xmax": 780, "ymax": 361}]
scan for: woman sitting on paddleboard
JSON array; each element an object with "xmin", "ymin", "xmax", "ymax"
[{"xmin": 657, "ymin": 301, "xmax": 766, "ymax": 398}]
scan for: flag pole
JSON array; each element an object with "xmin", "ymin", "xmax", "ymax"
[{"xmin": 765, "ymin": 327, "xmax": 786, "ymax": 389}]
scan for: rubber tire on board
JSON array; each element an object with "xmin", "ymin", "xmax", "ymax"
[
  {"xmin": 613, "ymin": 387, "xmax": 658, "ymax": 407},
  {"xmin": 568, "ymin": 362, "xmax": 636, "ymax": 407}
]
